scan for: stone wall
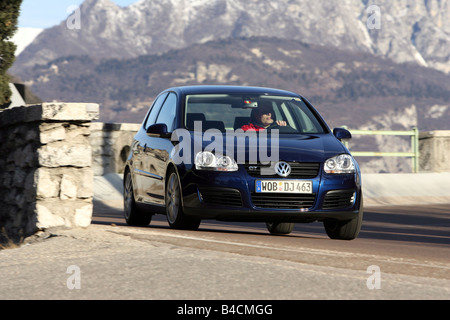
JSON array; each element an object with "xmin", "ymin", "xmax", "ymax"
[
  {"xmin": 419, "ymin": 131, "xmax": 450, "ymax": 172},
  {"xmin": 89, "ymin": 122, "xmax": 140, "ymax": 176},
  {"xmin": 0, "ymin": 103, "xmax": 99, "ymax": 243}
]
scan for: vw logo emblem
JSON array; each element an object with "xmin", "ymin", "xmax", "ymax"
[{"xmin": 275, "ymin": 161, "xmax": 291, "ymax": 177}]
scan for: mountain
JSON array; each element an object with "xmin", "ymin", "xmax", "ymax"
[
  {"xmin": 18, "ymin": 36, "xmax": 450, "ymax": 128},
  {"xmin": 8, "ymin": 0, "xmax": 450, "ymax": 173},
  {"xmin": 10, "ymin": 0, "xmax": 450, "ymax": 124},
  {"xmin": 9, "ymin": 0, "xmax": 450, "ymax": 174},
  {"xmin": 12, "ymin": 0, "xmax": 450, "ymax": 76}
]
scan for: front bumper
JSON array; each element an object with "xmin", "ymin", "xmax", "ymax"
[{"xmin": 179, "ymin": 165, "xmax": 362, "ymax": 223}]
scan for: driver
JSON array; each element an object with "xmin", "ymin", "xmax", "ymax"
[{"xmin": 241, "ymin": 100, "xmax": 286, "ymax": 131}]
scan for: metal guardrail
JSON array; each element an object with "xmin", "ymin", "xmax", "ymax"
[{"xmin": 341, "ymin": 127, "xmax": 420, "ymax": 173}]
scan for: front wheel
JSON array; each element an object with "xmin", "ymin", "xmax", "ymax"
[
  {"xmin": 166, "ymin": 170, "xmax": 201, "ymax": 230},
  {"xmin": 266, "ymin": 222, "xmax": 294, "ymax": 235},
  {"xmin": 323, "ymin": 196, "xmax": 363, "ymax": 240},
  {"xmin": 123, "ymin": 170, "xmax": 152, "ymax": 226}
]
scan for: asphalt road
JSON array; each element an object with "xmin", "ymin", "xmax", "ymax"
[
  {"xmin": 1, "ymin": 201, "xmax": 449, "ymax": 301},
  {"xmin": 92, "ymin": 201, "xmax": 450, "ymax": 296}
]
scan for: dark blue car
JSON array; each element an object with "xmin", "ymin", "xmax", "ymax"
[{"xmin": 123, "ymin": 85, "xmax": 363, "ymax": 240}]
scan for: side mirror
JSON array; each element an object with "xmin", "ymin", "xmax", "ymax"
[
  {"xmin": 147, "ymin": 123, "xmax": 170, "ymax": 138},
  {"xmin": 333, "ymin": 128, "xmax": 352, "ymax": 141}
]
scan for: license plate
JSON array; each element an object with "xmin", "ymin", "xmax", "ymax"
[{"xmin": 255, "ymin": 180, "xmax": 313, "ymax": 194}]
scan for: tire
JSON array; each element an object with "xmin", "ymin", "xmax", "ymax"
[
  {"xmin": 123, "ymin": 170, "xmax": 152, "ymax": 226},
  {"xmin": 323, "ymin": 195, "xmax": 363, "ymax": 240},
  {"xmin": 266, "ymin": 222, "xmax": 294, "ymax": 235},
  {"xmin": 166, "ymin": 169, "xmax": 201, "ymax": 230}
]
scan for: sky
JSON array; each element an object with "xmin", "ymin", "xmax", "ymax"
[{"xmin": 18, "ymin": 0, "xmax": 138, "ymax": 29}]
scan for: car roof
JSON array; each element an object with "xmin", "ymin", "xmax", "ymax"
[{"xmin": 164, "ymin": 85, "xmax": 301, "ymax": 97}]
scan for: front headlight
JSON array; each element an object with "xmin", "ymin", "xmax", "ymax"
[
  {"xmin": 195, "ymin": 151, "xmax": 238, "ymax": 171},
  {"xmin": 324, "ymin": 154, "xmax": 355, "ymax": 174}
]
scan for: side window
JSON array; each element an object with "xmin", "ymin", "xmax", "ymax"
[
  {"xmin": 144, "ymin": 92, "xmax": 168, "ymax": 129},
  {"xmin": 155, "ymin": 92, "xmax": 177, "ymax": 132}
]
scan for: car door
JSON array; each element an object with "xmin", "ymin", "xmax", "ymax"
[
  {"xmin": 133, "ymin": 92, "xmax": 168, "ymax": 202},
  {"xmin": 139, "ymin": 92, "xmax": 178, "ymax": 205}
]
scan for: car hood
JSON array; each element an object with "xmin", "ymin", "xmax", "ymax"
[
  {"xmin": 189, "ymin": 132, "xmax": 347, "ymax": 163},
  {"xmin": 246, "ymin": 134, "xmax": 347, "ymax": 163}
]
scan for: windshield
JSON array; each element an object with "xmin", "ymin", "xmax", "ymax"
[{"xmin": 184, "ymin": 94, "xmax": 327, "ymax": 134}]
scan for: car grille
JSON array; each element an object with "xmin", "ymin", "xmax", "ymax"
[
  {"xmin": 199, "ymin": 188, "xmax": 243, "ymax": 207},
  {"xmin": 322, "ymin": 190, "xmax": 355, "ymax": 209},
  {"xmin": 244, "ymin": 162, "xmax": 320, "ymax": 179},
  {"xmin": 251, "ymin": 193, "xmax": 316, "ymax": 209}
]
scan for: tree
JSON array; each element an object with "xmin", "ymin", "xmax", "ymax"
[{"xmin": 0, "ymin": 0, "xmax": 22, "ymax": 108}]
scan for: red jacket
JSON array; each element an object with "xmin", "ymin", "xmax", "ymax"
[{"xmin": 241, "ymin": 123, "xmax": 266, "ymax": 131}]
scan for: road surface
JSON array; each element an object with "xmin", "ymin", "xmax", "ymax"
[
  {"xmin": 92, "ymin": 200, "xmax": 450, "ymax": 298},
  {"xmin": 1, "ymin": 201, "xmax": 449, "ymax": 300}
]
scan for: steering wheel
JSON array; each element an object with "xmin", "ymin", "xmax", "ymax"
[{"xmin": 267, "ymin": 122, "xmax": 297, "ymax": 133}]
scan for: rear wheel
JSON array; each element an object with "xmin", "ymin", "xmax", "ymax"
[
  {"xmin": 166, "ymin": 170, "xmax": 201, "ymax": 230},
  {"xmin": 123, "ymin": 170, "xmax": 152, "ymax": 226},
  {"xmin": 266, "ymin": 222, "xmax": 294, "ymax": 235},
  {"xmin": 323, "ymin": 196, "xmax": 363, "ymax": 240}
]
